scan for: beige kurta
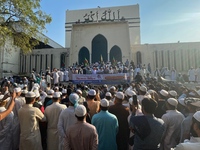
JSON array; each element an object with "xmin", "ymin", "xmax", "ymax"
[
  {"xmin": 64, "ymin": 121, "xmax": 98, "ymax": 150},
  {"xmin": 45, "ymin": 102, "xmax": 67, "ymax": 150},
  {"xmin": 18, "ymin": 104, "xmax": 46, "ymax": 150}
]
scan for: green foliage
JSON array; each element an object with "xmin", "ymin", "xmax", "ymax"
[{"xmin": 0, "ymin": 0, "xmax": 52, "ymax": 53}]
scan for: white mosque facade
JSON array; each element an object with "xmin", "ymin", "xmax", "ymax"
[{"xmin": 2, "ymin": 4, "xmax": 200, "ymax": 78}]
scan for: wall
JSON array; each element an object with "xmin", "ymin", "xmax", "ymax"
[
  {"xmin": 20, "ymin": 48, "xmax": 69, "ymax": 74},
  {"xmin": 132, "ymin": 42, "xmax": 200, "ymax": 73},
  {"xmin": 66, "ymin": 5, "xmax": 140, "ymax": 47},
  {"xmin": 69, "ymin": 21, "xmax": 131, "ymax": 65}
]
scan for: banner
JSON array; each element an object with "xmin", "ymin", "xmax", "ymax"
[{"xmin": 71, "ymin": 73, "xmax": 129, "ymax": 84}]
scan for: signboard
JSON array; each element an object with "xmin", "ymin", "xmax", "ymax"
[{"xmin": 71, "ymin": 73, "xmax": 129, "ymax": 84}]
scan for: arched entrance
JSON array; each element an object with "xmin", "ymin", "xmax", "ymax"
[
  {"xmin": 110, "ymin": 45, "xmax": 122, "ymax": 63},
  {"xmin": 136, "ymin": 51, "xmax": 142, "ymax": 65},
  {"xmin": 92, "ymin": 34, "xmax": 107, "ymax": 63},
  {"xmin": 78, "ymin": 47, "xmax": 90, "ymax": 65}
]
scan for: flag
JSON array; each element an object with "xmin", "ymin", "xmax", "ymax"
[
  {"xmin": 84, "ymin": 58, "xmax": 88, "ymax": 66},
  {"xmin": 112, "ymin": 57, "xmax": 116, "ymax": 65},
  {"xmin": 100, "ymin": 55, "xmax": 103, "ymax": 62}
]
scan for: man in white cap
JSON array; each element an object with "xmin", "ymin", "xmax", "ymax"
[
  {"xmin": 180, "ymin": 98, "xmax": 200, "ymax": 142},
  {"xmin": 109, "ymin": 86, "xmax": 116, "ymax": 97},
  {"xmin": 168, "ymin": 90, "xmax": 178, "ymax": 98},
  {"xmin": 161, "ymin": 98, "xmax": 185, "ymax": 150},
  {"xmin": 64, "ymin": 105, "xmax": 98, "ymax": 150},
  {"xmin": 109, "ymin": 92, "xmax": 130, "ymax": 150},
  {"xmin": 124, "ymin": 89, "xmax": 136, "ymax": 107},
  {"xmin": 44, "ymin": 89, "xmax": 54, "ymax": 109},
  {"xmin": 173, "ymin": 111, "xmax": 200, "ymax": 150},
  {"xmin": 188, "ymin": 67, "xmax": 196, "ymax": 83},
  {"xmin": 76, "ymin": 89, "xmax": 86, "ymax": 105},
  {"xmin": 92, "ymin": 99, "xmax": 119, "ymax": 150},
  {"xmin": 44, "ymin": 92, "xmax": 66, "ymax": 150},
  {"xmin": 58, "ymin": 93, "xmax": 79, "ymax": 150},
  {"xmin": 100, "ymin": 84, "xmax": 108, "ymax": 99},
  {"xmin": 18, "ymin": 91, "xmax": 46, "ymax": 150},
  {"xmin": 53, "ymin": 69, "xmax": 59, "ymax": 85},
  {"xmin": 105, "ymin": 92, "xmax": 114, "ymax": 106},
  {"xmin": 137, "ymin": 85, "xmax": 149, "ymax": 104},
  {"xmin": 12, "ymin": 87, "xmax": 25, "ymax": 150},
  {"xmin": 154, "ymin": 89, "xmax": 169, "ymax": 118},
  {"xmin": 86, "ymin": 89, "xmax": 100, "ymax": 119}
]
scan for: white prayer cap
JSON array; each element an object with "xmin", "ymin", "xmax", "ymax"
[
  {"xmin": 126, "ymin": 90, "xmax": 136, "ymax": 97},
  {"xmin": 105, "ymin": 92, "xmax": 112, "ymax": 97},
  {"xmin": 140, "ymin": 86, "xmax": 147, "ymax": 92},
  {"xmin": 62, "ymin": 89, "xmax": 67, "ymax": 94},
  {"xmin": 75, "ymin": 105, "xmax": 87, "ymax": 117},
  {"xmin": 47, "ymin": 90, "xmax": 54, "ymax": 95},
  {"xmin": 160, "ymin": 90, "xmax": 169, "ymax": 97},
  {"xmin": 103, "ymin": 84, "xmax": 108, "ymax": 88},
  {"xmin": 14, "ymin": 87, "xmax": 21, "ymax": 93},
  {"xmin": 88, "ymin": 89, "xmax": 96, "ymax": 96},
  {"xmin": 167, "ymin": 98, "xmax": 178, "ymax": 107},
  {"xmin": 100, "ymin": 98, "xmax": 109, "ymax": 107},
  {"xmin": 148, "ymin": 90, "xmax": 154, "ymax": 94},
  {"xmin": 187, "ymin": 98, "xmax": 200, "ymax": 108},
  {"xmin": 169, "ymin": 90, "xmax": 177, "ymax": 97},
  {"xmin": 193, "ymin": 111, "xmax": 200, "ymax": 122},
  {"xmin": 54, "ymin": 87, "xmax": 59, "ymax": 91},
  {"xmin": 115, "ymin": 92, "xmax": 124, "ymax": 100},
  {"xmin": 34, "ymin": 90, "xmax": 40, "ymax": 98},
  {"xmin": 76, "ymin": 89, "xmax": 82, "ymax": 94},
  {"xmin": 110, "ymin": 86, "xmax": 116, "ymax": 91},
  {"xmin": 25, "ymin": 92, "xmax": 36, "ymax": 98},
  {"xmin": 53, "ymin": 92, "xmax": 61, "ymax": 98}
]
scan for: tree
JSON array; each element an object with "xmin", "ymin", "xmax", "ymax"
[{"xmin": 0, "ymin": 0, "xmax": 52, "ymax": 53}]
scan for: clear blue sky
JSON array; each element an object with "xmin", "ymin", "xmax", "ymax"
[{"xmin": 41, "ymin": 0, "xmax": 200, "ymax": 47}]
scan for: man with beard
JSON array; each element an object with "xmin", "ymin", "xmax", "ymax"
[{"xmin": 173, "ymin": 111, "xmax": 200, "ymax": 150}]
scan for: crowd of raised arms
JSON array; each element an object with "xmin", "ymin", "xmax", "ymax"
[{"xmin": 0, "ymin": 62, "xmax": 200, "ymax": 150}]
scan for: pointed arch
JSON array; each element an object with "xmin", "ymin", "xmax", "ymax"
[
  {"xmin": 110, "ymin": 45, "xmax": 122, "ymax": 63},
  {"xmin": 78, "ymin": 47, "xmax": 90, "ymax": 65},
  {"xmin": 92, "ymin": 34, "xmax": 108, "ymax": 63}
]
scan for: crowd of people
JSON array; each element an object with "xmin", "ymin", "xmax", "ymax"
[
  {"xmin": 0, "ymin": 63, "xmax": 200, "ymax": 150},
  {"xmin": 24, "ymin": 59, "xmax": 200, "ymax": 86}
]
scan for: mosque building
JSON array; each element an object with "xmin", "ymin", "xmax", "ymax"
[{"xmin": 2, "ymin": 4, "xmax": 200, "ymax": 78}]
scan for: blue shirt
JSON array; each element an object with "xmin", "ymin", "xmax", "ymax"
[
  {"xmin": 92, "ymin": 110, "xmax": 118, "ymax": 150},
  {"xmin": 130, "ymin": 115, "xmax": 165, "ymax": 150}
]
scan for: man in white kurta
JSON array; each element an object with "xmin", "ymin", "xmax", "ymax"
[
  {"xmin": 58, "ymin": 70, "xmax": 64, "ymax": 83},
  {"xmin": 161, "ymin": 98, "xmax": 185, "ymax": 150},
  {"xmin": 12, "ymin": 87, "xmax": 26, "ymax": 150},
  {"xmin": 171, "ymin": 68, "xmax": 177, "ymax": 81},
  {"xmin": 53, "ymin": 69, "xmax": 59, "ymax": 85},
  {"xmin": 18, "ymin": 92, "xmax": 46, "ymax": 150},
  {"xmin": 0, "ymin": 96, "xmax": 14, "ymax": 150},
  {"xmin": 188, "ymin": 67, "xmax": 196, "ymax": 82},
  {"xmin": 173, "ymin": 111, "xmax": 200, "ymax": 150},
  {"xmin": 57, "ymin": 93, "xmax": 79, "ymax": 150},
  {"xmin": 64, "ymin": 69, "xmax": 69, "ymax": 81},
  {"xmin": 45, "ymin": 92, "xmax": 67, "ymax": 150}
]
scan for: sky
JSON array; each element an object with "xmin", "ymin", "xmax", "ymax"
[{"xmin": 40, "ymin": 0, "xmax": 200, "ymax": 47}]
